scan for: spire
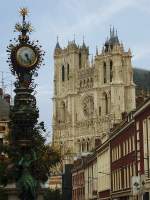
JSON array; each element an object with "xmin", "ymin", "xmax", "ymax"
[
  {"xmin": 96, "ymin": 46, "xmax": 98, "ymax": 55},
  {"xmin": 91, "ymin": 54, "xmax": 94, "ymax": 65},
  {"xmin": 112, "ymin": 26, "xmax": 115, "ymax": 37},
  {"xmin": 110, "ymin": 25, "xmax": 112, "ymax": 37},
  {"xmin": 73, "ymin": 33, "xmax": 76, "ymax": 43},
  {"xmin": 104, "ymin": 27, "xmax": 120, "ymax": 52},
  {"xmin": 55, "ymin": 36, "xmax": 61, "ymax": 49},
  {"xmin": 116, "ymin": 30, "xmax": 118, "ymax": 37},
  {"xmin": 15, "ymin": 8, "xmax": 33, "ymax": 42},
  {"xmin": 109, "ymin": 26, "xmax": 119, "ymax": 44},
  {"xmin": 82, "ymin": 35, "xmax": 86, "ymax": 48}
]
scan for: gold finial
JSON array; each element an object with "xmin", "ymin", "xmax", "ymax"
[{"xmin": 19, "ymin": 7, "xmax": 29, "ymax": 17}]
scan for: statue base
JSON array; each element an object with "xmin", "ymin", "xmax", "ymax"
[{"xmin": 4, "ymin": 184, "xmax": 46, "ymax": 200}]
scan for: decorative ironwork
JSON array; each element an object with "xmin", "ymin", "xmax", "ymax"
[
  {"xmin": 7, "ymin": 8, "xmax": 45, "ymax": 77},
  {"xmin": 6, "ymin": 8, "xmax": 45, "ymax": 200}
]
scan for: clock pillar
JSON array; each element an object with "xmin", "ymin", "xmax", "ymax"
[{"xmin": 5, "ymin": 8, "xmax": 46, "ymax": 200}]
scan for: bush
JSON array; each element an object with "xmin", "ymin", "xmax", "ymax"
[{"xmin": 44, "ymin": 188, "xmax": 62, "ymax": 200}]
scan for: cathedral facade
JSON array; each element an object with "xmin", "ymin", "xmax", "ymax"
[{"xmin": 52, "ymin": 29, "xmax": 136, "ymax": 161}]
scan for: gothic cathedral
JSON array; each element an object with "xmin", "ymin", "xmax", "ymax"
[{"xmin": 52, "ymin": 28, "xmax": 136, "ymax": 162}]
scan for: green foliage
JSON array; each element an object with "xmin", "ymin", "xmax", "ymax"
[
  {"xmin": 0, "ymin": 160, "xmax": 7, "ymax": 186},
  {"xmin": 0, "ymin": 188, "xmax": 7, "ymax": 200},
  {"xmin": 0, "ymin": 122, "xmax": 61, "ymax": 190},
  {"xmin": 44, "ymin": 189, "xmax": 62, "ymax": 200}
]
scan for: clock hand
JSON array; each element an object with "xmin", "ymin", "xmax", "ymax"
[{"xmin": 25, "ymin": 53, "xmax": 31, "ymax": 64}]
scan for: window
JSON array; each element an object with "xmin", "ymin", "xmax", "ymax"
[
  {"xmin": 127, "ymin": 166, "xmax": 129, "ymax": 188},
  {"xmin": 104, "ymin": 93, "xmax": 108, "ymax": 114},
  {"xmin": 123, "ymin": 141, "xmax": 126, "ymax": 156},
  {"xmin": 133, "ymin": 162, "xmax": 136, "ymax": 176},
  {"xmin": 124, "ymin": 168, "xmax": 127, "ymax": 188},
  {"xmin": 129, "ymin": 137, "xmax": 132, "ymax": 152},
  {"xmin": 99, "ymin": 106, "xmax": 101, "ymax": 116},
  {"xmin": 90, "ymin": 78, "xmax": 93, "ymax": 87},
  {"xmin": 112, "ymin": 172, "xmax": 115, "ymax": 191},
  {"xmin": 130, "ymin": 164, "xmax": 133, "ymax": 182},
  {"xmin": 79, "ymin": 52, "xmax": 82, "ymax": 68},
  {"xmin": 132, "ymin": 135, "xmax": 135, "ymax": 151},
  {"xmin": 67, "ymin": 64, "xmax": 69, "ymax": 80},
  {"xmin": 103, "ymin": 62, "xmax": 106, "ymax": 83},
  {"xmin": 0, "ymin": 138, "xmax": 3, "ymax": 144},
  {"xmin": 118, "ymin": 145, "xmax": 121, "ymax": 158},
  {"xmin": 110, "ymin": 60, "xmax": 113, "ymax": 82},
  {"xmin": 80, "ymin": 81, "xmax": 82, "ymax": 88},
  {"xmin": 126, "ymin": 139, "xmax": 129, "ymax": 154},
  {"xmin": 87, "ymin": 142, "xmax": 89, "ymax": 151},
  {"xmin": 82, "ymin": 142, "xmax": 85, "ymax": 152},
  {"xmin": 112, "ymin": 149, "xmax": 114, "ymax": 162},
  {"xmin": 0, "ymin": 126, "xmax": 5, "ymax": 131},
  {"xmin": 62, "ymin": 65, "xmax": 65, "ymax": 82},
  {"xmin": 60, "ymin": 101, "xmax": 66, "ymax": 122},
  {"xmin": 136, "ymin": 121, "xmax": 139, "ymax": 131},
  {"xmin": 119, "ymin": 169, "xmax": 122, "ymax": 189}
]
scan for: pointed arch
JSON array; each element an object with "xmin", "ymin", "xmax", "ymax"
[
  {"xmin": 110, "ymin": 60, "xmax": 113, "ymax": 82},
  {"xmin": 103, "ymin": 62, "xmax": 106, "ymax": 83},
  {"xmin": 60, "ymin": 101, "xmax": 66, "ymax": 122},
  {"xmin": 79, "ymin": 52, "xmax": 82, "ymax": 68},
  {"xmin": 103, "ymin": 92, "xmax": 108, "ymax": 114},
  {"xmin": 67, "ymin": 64, "xmax": 69, "ymax": 80},
  {"xmin": 62, "ymin": 65, "xmax": 65, "ymax": 82}
]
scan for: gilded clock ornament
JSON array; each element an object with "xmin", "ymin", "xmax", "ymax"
[{"xmin": 7, "ymin": 8, "xmax": 45, "ymax": 75}]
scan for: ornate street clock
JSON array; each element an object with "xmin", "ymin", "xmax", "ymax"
[{"xmin": 6, "ymin": 8, "xmax": 46, "ymax": 199}]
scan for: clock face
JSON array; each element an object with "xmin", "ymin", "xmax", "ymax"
[{"xmin": 16, "ymin": 46, "xmax": 37, "ymax": 68}]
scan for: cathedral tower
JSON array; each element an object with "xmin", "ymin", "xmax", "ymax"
[{"xmin": 52, "ymin": 29, "xmax": 135, "ymax": 162}]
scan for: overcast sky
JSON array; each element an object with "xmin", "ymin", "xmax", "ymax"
[{"xmin": 0, "ymin": 0, "xmax": 150, "ymax": 142}]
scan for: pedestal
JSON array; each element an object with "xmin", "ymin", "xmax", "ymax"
[{"xmin": 4, "ymin": 184, "xmax": 46, "ymax": 200}]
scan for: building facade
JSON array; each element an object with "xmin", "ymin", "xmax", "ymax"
[
  {"xmin": 84, "ymin": 153, "xmax": 97, "ymax": 200},
  {"xmin": 0, "ymin": 88, "xmax": 10, "ymax": 144},
  {"xmin": 97, "ymin": 141, "xmax": 111, "ymax": 200},
  {"xmin": 72, "ymin": 158, "xmax": 86, "ymax": 200},
  {"xmin": 52, "ymin": 29, "xmax": 136, "ymax": 160}
]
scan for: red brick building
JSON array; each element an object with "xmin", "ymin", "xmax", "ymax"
[
  {"xmin": 110, "ymin": 97, "xmax": 150, "ymax": 200},
  {"xmin": 110, "ymin": 112, "xmax": 136, "ymax": 199},
  {"xmin": 72, "ymin": 157, "xmax": 86, "ymax": 200},
  {"xmin": 134, "ymin": 98, "xmax": 150, "ymax": 199}
]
